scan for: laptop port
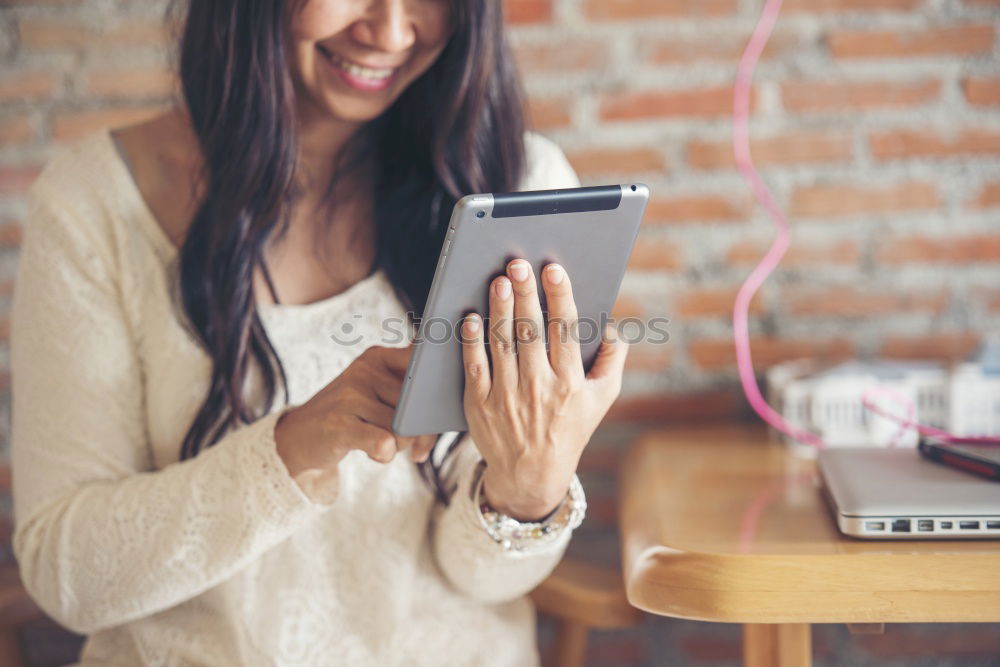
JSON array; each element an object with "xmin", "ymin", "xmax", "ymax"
[
  {"xmin": 959, "ymin": 521, "xmax": 980, "ymax": 530},
  {"xmin": 864, "ymin": 521, "xmax": 885, "ymax": 531},
  {"xmin": 987, "ymin": 521, "xmax": 1000, "ymax": 529},
  {"xmin": 917, "ymin": 520, "xmax": 934, "ymax": 532},
  {"xmin": 891, "ymin": 519, "xmax": 911, "ymax": 533},
  {"xmin": 940, "ymin": 521, "xmax": 953, "ymax": 529}
]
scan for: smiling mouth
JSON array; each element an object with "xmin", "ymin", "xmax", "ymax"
[{"xmin": 320, "ymin": 48, "xmax": 398, "ymax": 82}]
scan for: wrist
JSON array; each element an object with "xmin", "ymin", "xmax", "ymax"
[
  {"xmin": 275, "ymin": 408, "xmax": 340, "ymax": 505},
  {"xmin": 481, "ymin": 473, "xmax": 568, "ymax": 522},
  {"xmin": 473, "ymin": 461, "xmax": 588, "ymax": 553}
]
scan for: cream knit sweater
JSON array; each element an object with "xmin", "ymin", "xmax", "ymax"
[{"xmin": 11, "ymin": 128, "xmax": 584, "ymax": 666}]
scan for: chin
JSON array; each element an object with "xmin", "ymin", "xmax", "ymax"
[{"xmin": 329, "ymin": 96, "xmax": 396, "ymax": 123}]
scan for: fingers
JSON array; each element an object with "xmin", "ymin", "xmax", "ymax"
[
  {"xmin": 348, "ymin": 422, "xmax": 400, "ymax": 464},
  {"xmin": 354, "ymin": 395, "xmax": 396, "ymax": 430},
  {"xmin": 541, "ymin": 263, "xmax": 583, "ymax": 379},
  {"xmin": 461, "ymin": 313, "xmax": 491, "ymax": 404},
  {"xmin": 586, "ymin": 323, "xmax": 629, "ymax": 394},
  {"xmin": 368, "ymin": 368, "xmax": 405, "ymax": 408},
  {"xmin": 506, "ymin": 260, "xmax": 548, "ymax": 378},
  {"xmin": 409, "ymin": 434, "xmax": 439, "ymax": 463},
  {"xmin": 368, "ymin": 345, "xmax": 412, "ymax": 378},
  {"xmin": 487, "ymin": 274, "xmax": 517, "ymax": 391}
]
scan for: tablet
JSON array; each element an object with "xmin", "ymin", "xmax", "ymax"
[{"xmin": 392, "ymin": 183, "xmax": 649, "ymax": 436}]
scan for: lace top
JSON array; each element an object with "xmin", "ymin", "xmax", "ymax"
[{"xmin": 10, "ymin": 128, "xmax": 583, "ymax": 666}]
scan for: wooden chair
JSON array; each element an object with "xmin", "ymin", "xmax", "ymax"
[{"xmin": 530, "ymin": 558, "xmax": 645, "ymax": 667}]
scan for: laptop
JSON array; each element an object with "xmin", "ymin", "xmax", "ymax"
[{"xmin": 818, "ymin": 448, "xmax": 1000, "ymax": 539}]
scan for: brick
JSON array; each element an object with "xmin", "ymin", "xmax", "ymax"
[
  {"xmin": 18, "ymin": 18, "xmax": 92, "ymax": 50},
  {"xmin": 566, "ymin": 147, "xmax": 666, "ymax": 178},
  {"xmin": 52, "ymin": 106, "xmax": 164, "ymax": 142},
  {"xmin": 85, "ymin": 67, "xmax": 177, "ymax": 98},
  {"xmin": 687, "ymin": 131, "xmax": 852, "ymax": 169},
  {"xmin": 0, "ymin": 166, "xmax": 41, "ymax": 194},
  {"xmin": 963, "ymin": 77, "xmax": 1000, "ymax": 106},
  {"xmin": 0, "ymin": 222, "xmax": 22, "ymax": 248},
  {"xmin": 880, "ymin": 333, "xmax": 980, "ymax": 362},
  {"xmin": 877, "ymin": 235, "xmax": 1000, "ymax": 264},
  {"xmin": 20, "ymin": 17, "xmax": 170, "ymax": 50},
  {"xmin": 102, "ymin": 20, "xmax": 172, "ymax": 48},
  {"xmin": 976, "ymin": 287, "xmax": 1000, "ymax": 313},
  {"xmin": 600, "ymin": 86, "xmax": 753, "ymax": 122},
  {"xmin": 525, "ymin": 97, "xmax": 571, "ymax": 130},
  {"xmin": 725, "ymin": 239, "xmax": 860, "ymax": 267},
  {"xmin": 789, "ymin": 182, "xmax": 939, "ymax": 218},
  {"xmin": 870, "ymin": 128, "xmax": 1000, "ymax": 160},
  {"xmin": 676, "ymin": 286, "xmax": 764, "ymax": 318},
  {"xmin": 0, "ymin": 116, "xmax": 34, "ymax": 147},
  {"xmin": 0, "ymin": 71, "xmax": 59, "ymax": 103},
  {"xmin": 689, "ymin": 337, "xmax": 855, "ymax": 371},
  {"xmin": 623, "ymin": 342, "xmax": 674, "ymax": 372},
  {"xmin": 513, "ymin": 40, "xmax": 608, "ymax": 73},
  {"xmin": 782, "ymin": 0, "xmax": 920, "ymax": 9},
  {"xmin": 829, "ymin": 24, "xmax": 995, "ymax": 59},
  {"xmin": 627, "ymin": 239, "xmax": 683, "ymax": 271},
  {"xmin": 583, "ymin": 0, "xmax": 737, "ymax": 20},
  {"xmin": 605, "ymin": 388, "xmax": 748, "ymax": 422},
  {"xmin": 0, "ymin": 0, "xmax": 81, "ymax": 4},
  {"xmin": 784, "ymin": 286, "xmax": 948, "ymax": 317},
  {"xmin": 645, "ymin": 31, "xmax": 797, "ymax": 64},
  {"xmin": 969, "ymin": 181, "xmax": 1000, "ymax": 208},
  {"xmin": 781, "ymin": 79, "xmax": 940, "ymax": 113},
  {"xmin": 644, "ymin": 194, "xmax": 746, "ymax": 224},
  {"xmin": 611, "ymin": 294, "xmax": 645, "ymax": 319},
  {"xmin": 504, "ymin": 0, "xmax": 552, "ymax": 24}
]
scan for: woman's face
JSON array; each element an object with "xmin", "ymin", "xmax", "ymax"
[{"xmin": 290, "ymin": 0, "xmax": 453, "ymax": 124}]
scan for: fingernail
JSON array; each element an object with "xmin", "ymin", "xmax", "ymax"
[
  {"xmin": 495, "ymin": 277, "xmax": 512, "ymax": 299},
  {"xmin": 464, "ymin": 314, "xmax": 481, "ymax": 334},
  {"xmin": 546, "ymin": 264, "xmax": 564, "ymax": 284},
  {"xmin": 508, "ymin": 261, "xmax": 529, "ymax": 282}
]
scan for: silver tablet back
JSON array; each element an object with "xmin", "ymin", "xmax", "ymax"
[{"xmin": 393, "ymin": 184, "xmax": 649, "ymax": 436}]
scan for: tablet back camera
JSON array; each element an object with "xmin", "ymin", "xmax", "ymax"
[{"xmin": 476, "ymin": 210, "xmax": 486, "ymax": 219}]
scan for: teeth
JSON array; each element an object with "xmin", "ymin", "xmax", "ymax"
[{"xmin": 327, "ymin": 52, "xmax": 394, "ymax": 81}]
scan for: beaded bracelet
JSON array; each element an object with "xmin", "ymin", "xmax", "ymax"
[{"xmin": 471, "ymin": 460, "xmax": 587, "ymax": 553}]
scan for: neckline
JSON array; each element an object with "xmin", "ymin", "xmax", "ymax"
[{"xmin": 102, "ymin": 127, "xmax": 385, "ymax": 314}]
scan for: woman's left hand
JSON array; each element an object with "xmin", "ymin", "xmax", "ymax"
[{"xmin": 460, "ymin": 259, "xmax": 629, "ymax": 521}]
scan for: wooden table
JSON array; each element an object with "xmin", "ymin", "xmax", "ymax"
[{"xmin": 618, "ymin": 423, "xmax": 1000, "ymax": 666}]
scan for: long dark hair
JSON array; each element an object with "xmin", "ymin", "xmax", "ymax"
[{"xmin": 173, "ymin": 0, "xmax": 526, "ymax": 502}]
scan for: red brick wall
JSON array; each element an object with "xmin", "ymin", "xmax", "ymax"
[{"xmin": 2, "ymin": 0, "xmax": 1000, "ymax": 665}]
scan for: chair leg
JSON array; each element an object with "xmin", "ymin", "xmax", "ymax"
[
  {"xmin": 550, "ymin": 618, "xmax": 589, "ymax": 667},
  {"xmin": 0, "ymin": 628, "xmax": 24, "ymax": 667},
  {"xmin": 743, "ymin": 623, "xmax": 811, "ymax": 667}
]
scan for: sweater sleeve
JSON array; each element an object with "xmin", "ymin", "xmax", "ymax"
[
  {"xmin": 10, "ymin": 177, "xmax": 335, "ymax": 635},
  {"xmin": 430, "ymin": 133, "xmax": 586, "ymax": 604},
  {"xmin": 430, "ymin": 434, "xmax": 581, "ymax": 604}
]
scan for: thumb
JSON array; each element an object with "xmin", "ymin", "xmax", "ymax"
[{"xmin": 586, "ymin": 323, "xmax": 628, "ymax": 385}]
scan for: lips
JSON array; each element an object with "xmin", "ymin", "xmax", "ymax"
[{"xmin": 318, "ymin": 47, "xmax": 399, "ymax": 83}]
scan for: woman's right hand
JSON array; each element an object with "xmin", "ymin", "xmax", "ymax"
[{"xmin": 274, "ymin": 345, "xmax": 438, "ymax": 504}]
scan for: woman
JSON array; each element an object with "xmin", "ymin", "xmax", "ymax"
[{"xmin": 10, "ymin": 1, "xmax": 627, "ymax": 665}]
